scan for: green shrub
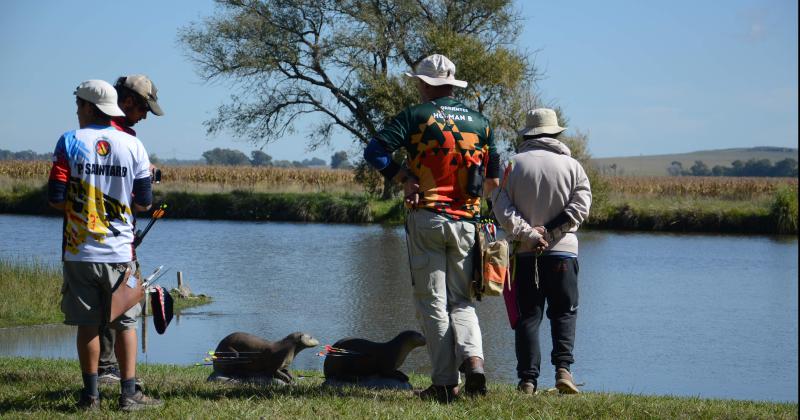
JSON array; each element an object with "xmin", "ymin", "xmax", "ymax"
[{"xmin": 770, "ymin": 185, "xmax": 798, "ymax": 234}]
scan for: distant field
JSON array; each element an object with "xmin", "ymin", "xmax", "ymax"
[
  {"xmin": 1, "ymin": 160, "xmax": 795, "ymax": 199},
  {"xmin": 604, "ymin": 175, "xmax": 795, "ymax": 200},
  {"xmin": 0, "ymin": 160, "xmax": 358, "ymax": 194},
  {"xmin": 592, "ymin": 147, "xmax": 798, "ymax": 176},
  {"xmin": 1, "ymin": 160, "xmax": 796, "ymax": 233}
]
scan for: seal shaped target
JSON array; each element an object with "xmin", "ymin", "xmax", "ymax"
[
  {"xmin": 211, "ymin": 331, "xmax": 319, "ymax": 384},
  {"xmin": 323, "ymin": 330, "xmax": 426, "ymax": 383}
]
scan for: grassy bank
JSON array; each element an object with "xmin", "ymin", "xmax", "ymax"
[
  {"xmin": 0, "ymin": 357, "xmax": 796, "ymax": 419},
  {"xmin": 0, "ymin": 186, "xmax": 394, "ymax": 224},
  {"xmin": 1, "ymin": 163, "xmax": 797, "ymax": 233},
  {"xmin": 0, "ymin": 259, "xmax": 211, "ymax": 328},
  {"xmin": 586, "ymin": 195, "xmax": 781, "ymax": 234},
  {"xmin": 2, "ymin": 185, "xmax": 796, "ymax": 234}
]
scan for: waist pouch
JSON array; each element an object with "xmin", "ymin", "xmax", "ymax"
[{"xmin": 473, "ymin": 222, "xmax": 510, "ymax": 298}]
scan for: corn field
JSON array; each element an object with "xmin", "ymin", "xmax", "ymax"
[
  {"xmin": 1, "ymin": 160, "xmax": 796, "ymax": 198},
  {"xmin": 0, "ymin": 160, "xmax": 357, "ymax": 193},
  {"xmin": 163, "ymin": 165, "xmax": 354, "ymax": 188},
  {"xmin": 605, "ymin": 176, "xmax": 797, "ymax": 200}
]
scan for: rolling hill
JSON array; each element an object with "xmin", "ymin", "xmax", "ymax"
[{"xmin": 591, "ymin": 147, "xmax": 798, "ymax": 176}]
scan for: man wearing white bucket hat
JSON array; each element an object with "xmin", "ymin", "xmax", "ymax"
[
  {"xmin": 364, "ymin": 54, "xmax": 500, "ymax": 403},
  {"xmin": 491, "ymin": 108, "xmax": 592, "ymax": 395},
  {"xmin": 48, "ymin": 80, "xmax": 162, "ymax": 411}
]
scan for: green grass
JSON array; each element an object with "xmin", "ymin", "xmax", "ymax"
[
  {"xmin": 598, "ymin": 193, "xmax": 774, "ymax": 220},
  {"xmin": 586, "ymin": 195, "xmax": 780, "ymax": 234},
  {"xmin": 0, "ymin": 259, "xmax": 62, "ymax": 327},
  {"xmin": 369, "ymin": 198, "xmax": 407, "ymax": 224},
  {"xmin": 770, "ymin": 185, "xmax": 799, "ymax": 234},
  {"xmin": 0, "ymin": 259, "xmax": 211, "ymax": 328},
  {"xmin": 0, "ymin": 357, "xmax": 795, "ymax": 419}
]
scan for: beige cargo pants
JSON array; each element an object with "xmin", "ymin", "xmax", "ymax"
[{"xmin": 405, "ymin": 209, "xmax": 484, "ymax": 386}]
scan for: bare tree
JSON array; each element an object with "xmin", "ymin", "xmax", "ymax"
[{"xmin": 180, "ymin": 0, "xmax": 538, "ymax": 196}]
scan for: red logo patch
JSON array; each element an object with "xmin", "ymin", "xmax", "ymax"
[{"xmin": 95, "ymin": 140, "xmax": 111, "ymax": 156}]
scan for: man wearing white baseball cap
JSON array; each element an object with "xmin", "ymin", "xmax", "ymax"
[
  {"xmin": 74, "ymin": 79, "xmax": 125, "ymax": 119},
  {"xmin": 48, "ymin": 79, "xmax": 162, "ymax": 411},
  {"xmin": 364, "ymin": 54, "xmax": 500, "ymax": 402},
  {"xmin": 491, "ymin": 108, "xmax": 592, "ymax": 396}
]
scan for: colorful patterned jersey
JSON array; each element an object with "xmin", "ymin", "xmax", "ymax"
[
  {"xmin": 375, "ymin": 97, "xmax": 495, "ymax": 220},
  {"xmin": 49, "ymin": 125, "xmax": 150, "ymax": 262}
]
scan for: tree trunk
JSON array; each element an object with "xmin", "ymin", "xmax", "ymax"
[{"xmin": 381, "ymin": 177, "xmax": 398, "ymax": 200}]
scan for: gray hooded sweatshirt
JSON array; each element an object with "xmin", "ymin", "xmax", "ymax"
[{"xmin": 490, "ymin": 137, "xmax": 592, "ymax": 255}]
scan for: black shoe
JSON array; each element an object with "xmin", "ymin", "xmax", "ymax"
[
  {"xmin": 118, "ymin": 390, "xmax": 163, "ymax": 412},
  {"xmin": 76, "ymin": 393, "xmax": 100, "ymax": 410},
  {"xmin": 461, "ymin": 356, "xmax": 487, "ymax": 396},
  {"xmin": 98, "ymin": 366, "xmax": 121, "ymax": 385},
  {"xmin": 415, "ymin": 384, "xmax": 459, "ymax": 404}
]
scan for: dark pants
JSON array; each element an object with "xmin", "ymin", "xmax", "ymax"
[
  {"xmin": 98, "ymin": 326, "xmax": 117, "ymax": 371},
  {"xmin": 514, "ymin": 254, "xmax": 579, "ymax": 382}
]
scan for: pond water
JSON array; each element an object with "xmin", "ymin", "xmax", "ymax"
[{"xmin": 0, "ymin": 214, "xmax": 797, "ymax": 402}]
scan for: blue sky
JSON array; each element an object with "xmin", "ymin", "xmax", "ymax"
[{"xmin": 0, "ymin": 0, "xmax": 796, "ymax": 161}]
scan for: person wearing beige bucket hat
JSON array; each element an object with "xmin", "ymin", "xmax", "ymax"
[
  {"xmin": 49, "ymin": 80, "xmax": 161, "ymax": 411},
  {"xmin": 364, "ymin": 54, "xmax": 500, "ymax": 403},
  {"xmin": 517, "ymin": 108, "xmax": 566, "ymax": 137},
  {"xmin": 491, "ymin": 108, "xmax": 591, "ymax": 396}
]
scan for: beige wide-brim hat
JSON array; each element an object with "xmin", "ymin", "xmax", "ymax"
[
  {"xmin": 404, "ymin": 54, "xmax": 468, "ymax": 88},
  {"xmin": 518, "ymin": 108, "xmax": 566, "ymax": 136}
]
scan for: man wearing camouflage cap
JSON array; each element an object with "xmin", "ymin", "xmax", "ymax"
[{"xmin": 96, "ymin": 75, "xmax": 164, "ymax": 391}]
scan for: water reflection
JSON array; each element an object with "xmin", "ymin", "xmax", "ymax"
[{"xmin": 0, "ymin": 215, "xmax": 797, "ymax": 402}]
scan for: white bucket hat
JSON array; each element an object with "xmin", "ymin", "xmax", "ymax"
[
  {"xmin": 74, "ymin": 80, "xmax": 125, "ymax": 117},
  {"xmin": 404, "ymin": 54, "xmax": 468, "ymax": 88},
  {"xmin": 518, "ymin": 108, "xmax": 566, "ymax": 137}
]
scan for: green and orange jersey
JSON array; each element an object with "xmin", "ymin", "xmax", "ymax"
[{"xmin": 375, "ymin": 97, "xmax": 495, "ymax": 220}]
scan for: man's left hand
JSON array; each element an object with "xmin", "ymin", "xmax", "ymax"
[{"xmin": 404, "ymin": 176, "xmax": 421, "ymax": 208}]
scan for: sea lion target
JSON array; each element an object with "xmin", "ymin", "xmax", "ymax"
[
  {"xmin": 209, "ymin": 331, "xmax": 319, "ymax": 384},
  {"xmin": 323, "ymin": 330, "xmax": 426, "ymax": 389}
]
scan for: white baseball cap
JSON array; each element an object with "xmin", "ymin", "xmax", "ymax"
[
  {"xmin": 404, "ymin": 54, "xmax": 468, "ymax": 88},
  {"xmin": 74, "ymin": 80, "xmax": 125, "ymax": 117}
]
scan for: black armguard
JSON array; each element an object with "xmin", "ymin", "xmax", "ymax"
[
  {"xmin": 133, "ymin": 177, "xmax": 153, "ymax": 207},
  {"xmin": 48, "ymin": 180, "xmax": 67, "ymax": 203}
]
